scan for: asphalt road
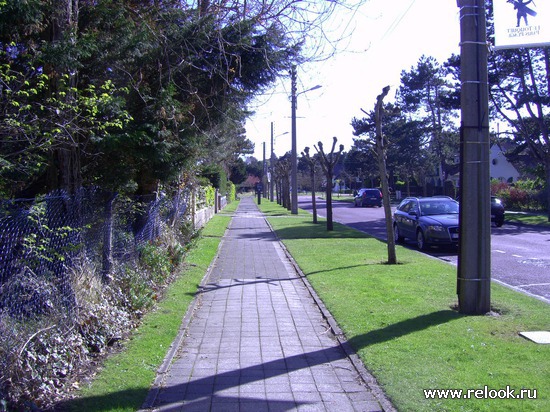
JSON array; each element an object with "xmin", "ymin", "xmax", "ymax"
[{"xmin": 298, "ymin": 195, "xmax": 550, "ymax": 304}]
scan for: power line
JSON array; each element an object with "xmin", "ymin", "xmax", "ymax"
[{"xmin": 381, "ymin": 0, "xmax": 417, "ymax": 41}]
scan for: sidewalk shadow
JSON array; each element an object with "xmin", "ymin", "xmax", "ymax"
[{"xmin": 55, "ymin": 310, "xmax": 460, "ymax": 411}]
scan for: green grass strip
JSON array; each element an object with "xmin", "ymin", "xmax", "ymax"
[
  {"xmin": 506, "ymin": 212, "xmax": 550, "ymax": 227},
  {"xmin": 63, "ymin": 202, "xmax": 237, "ymax": 412},
  {"xmin": 260, "ymin": 200, "xmax": 549, "ymax": 412}
]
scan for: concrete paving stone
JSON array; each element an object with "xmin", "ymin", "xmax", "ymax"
[
  {"xmin": 312, "ymin": 373, "xmax": 340, "ymax": 385},
  {"xmin": 155, "ymin": 389, "xmax": 186, "ymax": 406},
  {"xmin": 295, "ymin": 404, "xmax": 328, "ymax": 412},
  {"xmin": 263, "ymin": 374, "xmax": 290, "ymax": 384},
  {"xmin": 320, "ymin": 390, "xmax": 358, "ymax": 403},
  {"xmin": 290, "ymin": 383, "xmax": 318, "ymax": 393},
  {"xmin": 239, "ymin": 382, "xmax": 266, "ymax": 394},
  {"xmin": 265, "ymin": 383, "xmax": 292, "ymax": 393},
  {"xmin": 350, "ymin": 400, "xmax": 385, "ymax": 412},
  {"xmin": 286, "ymin": 369, "xmax": 314, "ymax": 381},
  {"xmin": 292, "ymin": 391, "xmax": 323, "ymax": 403},
  {"xmin": 261, "ymin": 354, "xmax": 284, "ymax": 363},
  {"xmin": 264, "ymin": 391, "xmax": 294, "ymax": 402},
  {"xmin": 179, "ymin": 398, "xmax": 212, "ymax": 411},
  {"xmin": 347, "ymin": 391, "xmax": 380, "ymax": 404},
  {"xmin": 213, "ymin": 377, "xmax": 240, "ymax": 390},
  {"xmin": 321, "ymin": 401, "xmax": 356, "ymax": 411},
  {"xmin": 239, "ymin": 367, "xmax": 265, "ymax": 379},
  {"xmin": 210, "ymin": 402, "xmax": 239, "ymax": 412},
  {"xmin": 141, "ymin": 197, "xmax": 386, "ymax": 412},
  {"xmin": 193, "ymin": 357, "xmax": 218, "ymax": 369},
  {"xmin": 216, "ymin": 361, "xmax": 239, "ymax": 373},
  {"xmin": 288, "ymin": 372, "xmax": 315, "ymax": 384},
  {"xmin": 163, "ymin": 371, "xmax": 191, "ymax": 386},
  {"xmin": 188, "ymin": 367, "xmax": 215, "ymax": 378},
  {"xmin": 185, "ymin": 383, "xmax": 215, "ymax": 398},
  {"xmin": 239, "ymin": 399, "xmax": 270, "ymax": 412},
  {"xmin": 343, "ymin": 382, "xmax": 374, "ymax": 395},
  {"xmin": 152, "ymin": 403, "xmax": 185, "ymax": 412}
]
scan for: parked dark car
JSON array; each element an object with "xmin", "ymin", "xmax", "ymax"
[
  {"xmin": 393, "ymin": 196, "xmax": 459, "ymax": 250},
  {"xmin": 491, "ymin": 196, "xmax": 505, "ymax": 227},
  {"xmin": 353, "ymin": 188, "xmax": 383, "ymax": 207}
]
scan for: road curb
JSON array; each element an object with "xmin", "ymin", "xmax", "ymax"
[{"xmin": 263, "ymin": 216, "xmax": 396, "ymax": 412}]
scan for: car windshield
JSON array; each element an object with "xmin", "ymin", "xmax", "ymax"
[{"xmin": 419, "ymin": 200, "xmax": 459, "ymax": 216}]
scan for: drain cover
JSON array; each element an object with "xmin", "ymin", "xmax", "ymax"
[{"xmin": 519, "ymin": 331, "xmax": 550, "ymax": 344}]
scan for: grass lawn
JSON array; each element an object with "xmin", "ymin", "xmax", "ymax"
[
  {"xmin": 506, "ymin": 212, "xmax": 550, "ymax": 227},
  {"xmin": 62, "ymin": 202, "xmax": 238, "ymax": 412},
  {"xmin": 260, "ymin": 200, "xmax": 549, "ymax": 412}
]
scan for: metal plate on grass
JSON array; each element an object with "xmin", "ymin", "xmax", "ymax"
[{"xmin": 519, "ymin": 331, "xmax": 550, "ymax": 344}]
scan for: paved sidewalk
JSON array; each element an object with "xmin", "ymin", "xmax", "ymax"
[{"xmin": 141, "ymin": 197, "xmax": 386, "ymax": 411}]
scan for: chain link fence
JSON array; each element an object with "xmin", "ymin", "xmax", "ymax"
[{"xmin": 0, "ymin": 186, "xmax": 216, "ymax": 409}]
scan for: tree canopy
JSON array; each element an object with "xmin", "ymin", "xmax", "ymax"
[{"xmin": 1, "ymin": 0, "xmax": 332, "ymax": 197}]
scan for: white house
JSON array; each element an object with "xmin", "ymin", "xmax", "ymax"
[{"xmin": 490, "ymin": 143, "xmax": 520, "ymax": 183}]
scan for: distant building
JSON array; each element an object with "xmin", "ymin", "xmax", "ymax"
[{"xmin": 490, "ymin": 143, "xmax": 521, "ymax": 183}]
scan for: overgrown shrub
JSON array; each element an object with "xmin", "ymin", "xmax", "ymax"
[
  {"xmin": 0, "ymin": 233, "xmax": 190, "ymax": 410},
  {"xmin": 0, "ymin": 186, "xmax": 219, "ymax": 410},
  {"xmin": 0, "ymin": 267, "xmax": 89, "ymax": 410},
  {"xmin": 492, "ymin": 179, "xmax": 545, "ymax": 211}
]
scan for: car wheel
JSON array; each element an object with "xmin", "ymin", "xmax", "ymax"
[
  {"xmin": 495, "ymin": 217, "xmax": 504, "ymax": 227},
  {"xmin": 416, "ymin": 230, "xmax": 427, "ymax": 251},
  {"xmin": 394, "ymin": 225, "xmax": 404, "ymax": 243}
]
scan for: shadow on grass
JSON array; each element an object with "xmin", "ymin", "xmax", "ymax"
[
  {"xmin": 55, "ymin": 309, "xmax": 461, "ymax": 411},
  {"xmin": 55, "ymin": 387, "xmax": 149, "ymax": 412},
  {"xmin": 271, "ymin": 222, "xmax": 373, "ymax": 240},
  {"xmin": 348, "ymin": 310, "xmax": 462, "ymax": 349}
]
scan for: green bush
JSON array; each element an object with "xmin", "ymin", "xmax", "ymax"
[
  {"xmin": 138, "ymin": 242, "xmax": 173, "ymax": 284},
  {"xmin": 204, "ymin": 185, "xmax": 216, "ymax": 207},
  {"xmin": 492, "ymin": 179, "xmax": 545, "ymax": 211},
  {"xmin": 227, "ymin": 181, "xmax": 236, "ymax": 202}
]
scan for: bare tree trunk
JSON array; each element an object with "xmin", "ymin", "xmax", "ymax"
[
  {"xmin": 302, "ymin": 147, "xmax": 318, "ymax": 224},
  {"xmin": 315, "ymin": 137, "xmax": 343, "ymax": 231},
  {"xmin": 375, "ymin": 86, "xmax": 397, "ymax": 264},
  {"xmin": 310, "ymin": 172, "xmax": 318, "ymax": 224}
]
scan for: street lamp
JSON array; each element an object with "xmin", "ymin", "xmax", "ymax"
[{"xmin": 290, "ymin": 65, "xmax": 322, "ymax": 214}]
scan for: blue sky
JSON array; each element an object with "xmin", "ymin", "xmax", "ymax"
[{"xmin": 245, "ymin": 0, "xmax": 461, "ymax": 159}]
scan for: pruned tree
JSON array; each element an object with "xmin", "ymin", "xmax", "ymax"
[
  {"xmin": 314, "ymin": 137, "xmax": 344, "ymax": 231},
  {"xmin": 353, "ymin": 86, "xmax": 397, "ymax": 264},
  {"xmin": 274, "ymin": 154, "xmax": 291, "ymax": 210},
  {"xmin": 374, "ymin": 86, "xmax": 397, "ymax": 264},
  {"xmin": 301, "ymin": 147, "xmax": 319, "ymax": 223}
]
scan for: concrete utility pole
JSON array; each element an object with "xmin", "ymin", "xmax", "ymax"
[
  {"xmin": 457, "ymin": 0, "xmax": 491, "ymax": 314},
  {"xmin": 270, "ymin": 122, "xmax": 275, "ymax": 202},
  {"xmin": 290, "ymin": 66, "xmax": 321, "ymax": 214},
  {"xmin": 263, "ymin": 141, "xmax": 267, "ymax": 199},
  {"xmin": 290, "ymin": 65, "xmax": 298, "ymax": 214}
]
